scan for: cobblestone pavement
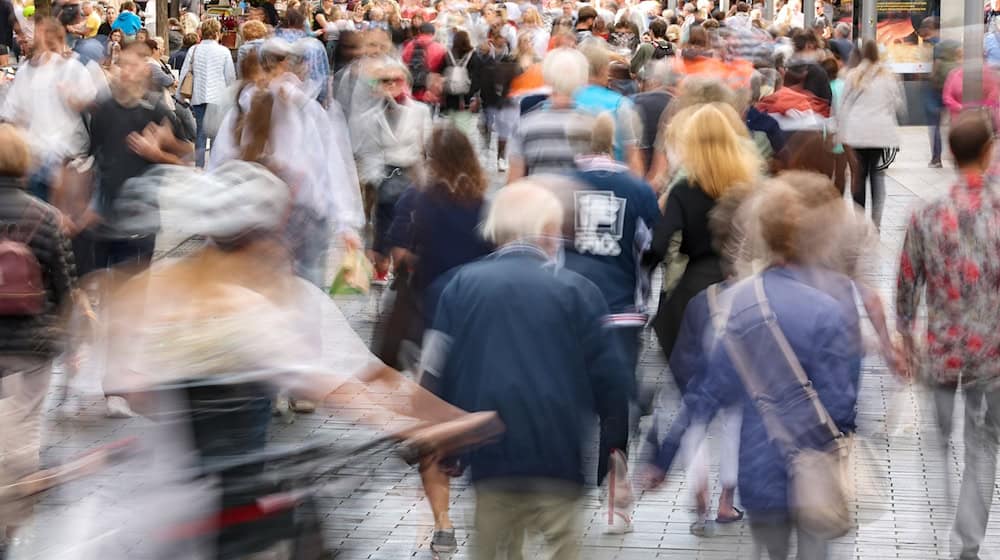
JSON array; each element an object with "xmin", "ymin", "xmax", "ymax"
[{"xmin": 19, "ymin": 128, "xmax": 1000, "ymax": 559}]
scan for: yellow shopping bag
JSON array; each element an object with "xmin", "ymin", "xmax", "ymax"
[{"xmin": 329, "ymin": 248, "xmax": 374, "ymax": 296}]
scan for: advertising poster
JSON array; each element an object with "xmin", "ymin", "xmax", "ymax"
[{"xmin": 872, "ymin": 0, "xmax": 941, "ymax": 73}]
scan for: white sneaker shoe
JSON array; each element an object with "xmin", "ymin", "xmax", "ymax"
[
  {"xmin": 497, "ymin": 158, "xmax": 508, "ymax": 173},
  {"xmin": 604, "ymin": 449, "xmax": 635, "ymax": 534},
  {"xmin": 105, "ymin": 396, "xmax": 135, "ymax": 418}
]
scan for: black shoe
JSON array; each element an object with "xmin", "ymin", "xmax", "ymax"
[
  {"xmin": 929, "ymin": 160, "xmax": 943, "ymax": 168},
  {"xmin": 430, "ymin": 529, "xmax": 457, "ymax": 553}
]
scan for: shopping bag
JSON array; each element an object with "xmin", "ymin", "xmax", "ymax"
[{"xmin": 329, "ymin": 248, "xmax": 373, "ymax": 296}]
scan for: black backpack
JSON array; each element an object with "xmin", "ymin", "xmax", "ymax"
[
  {"xmin": 651, "ymin": 39, "xmax": 674, "ymax": 59},
  {"xmin": 409, "ymin": 42, "xmax": 429, "ymax": 90}
]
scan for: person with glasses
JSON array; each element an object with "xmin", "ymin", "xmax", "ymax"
[{"xmin": 352, "ymin": 58, "xmax": 432, "ymax": 285}]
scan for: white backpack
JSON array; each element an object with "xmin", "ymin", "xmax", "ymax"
[{"xmin": 443, "ymin": 50, "xmax": 473, "ymax": 96}]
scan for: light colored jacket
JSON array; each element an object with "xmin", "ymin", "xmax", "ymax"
[
  {"xmin": 352, "ymin": 98, "xmax": 432, "ymax": 186},
  {"xmin": 836, "ymin": 61, "xmax": 906, "ymax": 148},
  {"xmin": 178, "ymin": 39, "xmax": 236, "ymax": 106}
]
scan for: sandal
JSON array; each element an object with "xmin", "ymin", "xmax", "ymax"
[{"xmin": 715, "ymin": 507, "xmax": 744, "ymax": 524}]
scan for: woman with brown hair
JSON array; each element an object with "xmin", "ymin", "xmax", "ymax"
[{"xmin": 381, "ymin": 123, "xmax": 493, "ymax": 555}]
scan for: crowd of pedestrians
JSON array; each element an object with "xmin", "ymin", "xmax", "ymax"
[{"xmin": 0, "ymin": 0, "xmax": 999, "ymax": 559}]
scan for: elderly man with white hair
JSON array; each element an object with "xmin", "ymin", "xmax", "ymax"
[
  {"xmin": 506, "ymin": 47, "xmax": 595, "ymax": 180},
  {"xmin": 419, "ymin": 180, "xmax": 630, "ymax": 560}
]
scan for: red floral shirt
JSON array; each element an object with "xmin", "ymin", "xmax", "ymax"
[{"xmin": 896, "ymin": 173, "xmax": 1000, "ymax": 386}]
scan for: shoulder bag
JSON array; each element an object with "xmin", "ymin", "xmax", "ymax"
[
  {"xmin": 709, "ymin": 277, "xmax": 852, "ymax": 540},
  {"xmin": 179, "ymin": 45, "xmax": 197, "ymax": 100}
]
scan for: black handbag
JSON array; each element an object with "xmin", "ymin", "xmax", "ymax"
[{"xmin": 377, "ymin": 167, "xmax": 411, "ymax": 205}]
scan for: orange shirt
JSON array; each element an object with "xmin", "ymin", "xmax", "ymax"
[
  {"xmin": 674, "ymin": 56, "xmax": 754, "ymax": 89},
  {"xmin": 509, "ymin": 63, "xmax": 545, "ymax": 97}
]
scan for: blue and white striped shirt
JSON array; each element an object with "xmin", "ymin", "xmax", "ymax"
[{"xmin": 177, "ymin": 39, "xmax": 236, "ymax": 106}]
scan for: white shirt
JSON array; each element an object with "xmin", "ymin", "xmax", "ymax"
[
  {"xmin": 1, "ymin": 54, "xmax": 97, "ymax": 161},
  {"xmin": 178, "ymin": 39, "xmax": 236, "ymax": 105}
]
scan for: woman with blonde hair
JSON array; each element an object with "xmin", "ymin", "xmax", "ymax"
[
  {"xmin": 647, "ymin": 76, "xmax": 748, "ymax": 187},
  {"xmin": 645, "ymin": 102, "xmax": 760, "ymax": 368},
  {"xmin": 837, "ymin": 39, "xmax": 905, "ymax": 230},
  {"xmin": 519, "ymin": 6, "xmax": 549, "ymax": 59}
]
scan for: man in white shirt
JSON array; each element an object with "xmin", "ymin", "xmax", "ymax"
[
  {"xmin": 177, "ymin": 17, "xmax": 235, "ymax": 167},
  {"xmin": 1, "ymin": 18, "xmax": 97, "ymax": 201}
]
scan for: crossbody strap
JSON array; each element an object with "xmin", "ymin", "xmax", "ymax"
[
  {"xmin": 752, "ymin": 276, "xmax": 842, "ymax": 442},
  {"xmin": 720, "ymin": 275, "xmax": 842, "ymax": 457}
]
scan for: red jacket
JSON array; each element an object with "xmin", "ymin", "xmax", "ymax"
[{"xmin": 401, "ymin": 35, "xmax": 447, "ymax": 101}]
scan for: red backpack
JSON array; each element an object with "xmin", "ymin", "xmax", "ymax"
[{"xmin": 0, "ymin": 209, "xmax": 46, "ymax": 316}]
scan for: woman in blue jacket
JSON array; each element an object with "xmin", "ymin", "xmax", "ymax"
[{"xmin": 643, "ymin": 179, "xmax": 862, "ymax": 560}]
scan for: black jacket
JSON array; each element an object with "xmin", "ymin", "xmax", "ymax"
[
  {"xmin": 471, "ymin": 50, "xmax": 517, "ymax": 108},
  {"xmin": 0, "ymin": 179, "xmax": 77, "ymax": 358}
]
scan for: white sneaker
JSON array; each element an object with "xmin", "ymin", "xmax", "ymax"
[
  {"xmin": 606, "ymin": 510, "xmax": 634, "ymax": 534},
  {"xmin": 497, "ymin": 158, "xmax": 508, "ymax": 173},
  {"xmin": 603, "ymin": 449, "xmax": 635, "ymax": 534},
  {"xmin": 105, "ymin": 396, "xmax": 135, "ymax": 419}
]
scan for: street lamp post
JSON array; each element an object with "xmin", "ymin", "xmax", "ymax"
[{"xmin": 861, "ymin": 0, "xmax": 876, "ymax": 42}]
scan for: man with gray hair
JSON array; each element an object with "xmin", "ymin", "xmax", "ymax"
[
  {"xmin": 632, "ymin": 58, "xmax": 676, "ymax": 175},
  {"xmin": 420, "ymin": 180, "xmax": 630, "ymax": 559},
  {"xmin": 828, "ymin": 22, "xmax": 855, "ymax": 64},
  {"xmin": 506, "ymin": 48, "xmax": 596, "ymax": 180}
]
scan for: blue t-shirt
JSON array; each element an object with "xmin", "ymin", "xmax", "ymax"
[
  {"xmin": 111, "ymin": 11, "xmax": 143, "ymax": 36},
  {"xmin": 573, "ymin": 84, "xmax": 636, "ymax": 162}
]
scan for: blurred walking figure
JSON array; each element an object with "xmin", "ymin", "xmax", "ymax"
[
  {"xmin": 471, "ymin": 24, "xmax": 517, "ymax": 173},
  {"xmin": 0, "ymin": 18, "xmax": 97, "ymax": 202},
  {"xmin": 210, "ymin": 39, "xmax": 364, "ymax": 289},
  {"xmin": 420, "ymin": 181, "xmax": 629, "ymax": 560},
  {"xmin": 920, "ymin": 17, "xmax": 949, "ymax": 168},
  {"xmin": 353, "ymin": 58, "xmax": 432, "ymax": 284},
  {"xmin": 643, "ymin": 178, "xmax": 862, "ymax": 560},
  {"xmin": 384, "ymin": 124, "xmax": 493, "ymax": 554},
  {"xmin": 563, "ymin": 113, "xmax": 661, "ymax": 533},
  {"xmin": 646, "ymin": 103, "xmax": 760, "ymax": 367},
  {"xmin": 574, "ymin": 39, "xmax": 642, "ymax": 175},
  {"xmin": 506, "ymin": 48, "xmax": 594, "ymax": 180},
  {"xmin": 177, "ymin": 18, "xmax": 236, "ymax": 167},
  {"xmin": 837, "ymin": 40, "xmax": 905, "ymax": 231},
  {"xmin": 30, "ymin": 160, "xmax": 495, "ymax": 560},
  {"xmin": 896, "ymin": 112, "xmax": 1000, "ymax": 560},
  {"xmin": 0, "ymin": 125, "xmax": 76, "ymax": 552}
]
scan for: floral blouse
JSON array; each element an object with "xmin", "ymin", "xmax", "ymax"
[{"xmin": 896, "ymin": 173, "xmax": 1000, "ymax": 386}]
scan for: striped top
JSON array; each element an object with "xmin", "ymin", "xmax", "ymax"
[
  {"xmin": 507, "ymin": 107, "xmax": 595, "ymax": 177},
  {"xmin": 178, "ymin": 40, "xmax": 236, "ymax": 106}
]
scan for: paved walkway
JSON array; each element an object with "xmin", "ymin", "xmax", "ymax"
[{"xmin": 21, "ymin": 127, "xmax": 1000, "ymax": 560}]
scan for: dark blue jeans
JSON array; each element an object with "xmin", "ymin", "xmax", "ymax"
[
  {"xmin": 926, "ymin": 97, "xmax": 944, "ymax": 163},
  {"xmin": 192, "ymin": 103, "xmax": 208, "ymax": 167},
  {"xmin": 597, "ymin": 326, "xmax": 641, "ymax": 484}
]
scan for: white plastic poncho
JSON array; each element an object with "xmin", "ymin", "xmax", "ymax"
[{"xmin": 209, "ymin": 73, "xmax": 364, "ymax": 234}]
